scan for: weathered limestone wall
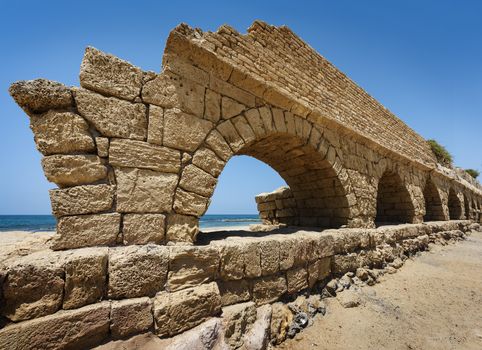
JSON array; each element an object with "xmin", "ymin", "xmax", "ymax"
[
  {"xmin": 1, "ymin": 221, "xmax": 478, "ymax": 348},
  {"xmin": 255, "ymin": 187, "xmax": 298, "ymax": 226}
]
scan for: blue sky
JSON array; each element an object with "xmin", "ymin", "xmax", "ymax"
[{"xmin": 1, "ymin": 0, "xmax": 481, "ymax": 215}]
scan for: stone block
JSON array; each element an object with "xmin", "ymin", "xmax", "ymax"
[
  {"xmin": 272, "ymin": 108, "xmax": 286, "ymax": 133},
  {"xmin": 217, "ymin": 120, "xmax": 244, "ymax": 152},
  {"xmin": 166, "ymin": 214, "xmax": 199, "ymax": 243},
  {"xmin": 147, "ymin": 104, "xmax": 164, "ymax": 145},
  {"xmin": 332, "ymin": 253, "xmax": 359, "ymax": 274},
  {"xmin": 2, "ymin": 252, "xmax": 64, "ymax": 322},
  {"xmin": 222, "ymin": 301, "xmax": 257, "ymax": 349},
  {"xmin": 301, "ymin": 232, "xmax": 335, "ymax": 261},
  {"xmin": 218, "ymin": 280, "xmax": 251, "ymax": 306},
  {"xmin": 9, "ymin": 78, "xmax": 73, "ymax": 113},
  {"xmin": 252, "ymin": 275, "xmax": 287, "ymax": 305},
  {"xmin": 30, "ymin": 110, "xmax": 95, "ymax": 155},
  {"xmin": 142, "ymin": 72, "xmax": 205, "ymax": 117},
  {"xmin": 221, "ymin": 96, "xmax": 245, "ymax": 119},
  {"xmin": 217, "ymin": 240, "xmax": 261, "ymax": 281},
  {"xmin": 108, "ymin": 245, "xmax": 168, "ymax": 299},
  {"xmin": 123, "ymin": 213, "xmax": 166, "ymax": 245},
  {"xmin": 217, "ymin": 242, "xmax": 245, "ymax": 281},
  {"xmin": 80, "ymin": 46, "xmax": 143, "ymax": 101},
  {"xmin": 0, "ymin": 302, "xmax": 111, "ymax": 350},
  {"xmin": 63, "ymin": 247, "xmax": 108, "ymax": 310},
  {"xmin": 153, "ymin": 282, "xmax": 221, "ymax": 336},
  {"xmin": 96, "ymin": 137, "xmax": 109, "ymax": 157},
  {"xmin": 204, "ymin": 89, "xmax": 221, "ymax": 122},
  {"xmin": 231, "ymin": 115, "xmax": 256, "ymax": 144},
  {"xmin": 51, "ymin": 213, "xmax": 120, "ymax": 250},
  {"xmin": 205, "ymin": 129, "xmax": 233, "ymax": 161},
  {"xmin": 173, "ymin": 188, "xmax": 210, "ymax": 217},
  {"xmin": 115, "ymin": 167, "xmax": 178, "ymax": 213},
  {"xmin": 163, "ymin": 108, "xmax": 213, "ymax": 151},
  {"xmin": 110, "ymin": 297, "xmax": 153, "ymax": 339},
  {"xmin": 109, "ymin": 138, "xmax": 181, "ymax": 172},
  {"xmin": 192, "ymin": 147, "xmax": 225, "ymax": 177},
  {"xmin": 179, "ymin": 164, "xmax": 217, "ymax": 197},
  {"xmin": 277, "ymin": 235, "xmax": 304, "ymax": 270},
  {"xmin": 42, "ymin": 154, "xmax": 107, "ymax": 188},
  {"xmin": 245, "ymin": 108, "xmax": 266, "ymax": 137},
  {"xmin": 307, "ymin": 257, "xmax": 331, "ymax": 287},
  {"xmin": 74, "ymin": 88, "xmax": 147, "ymax": 140},
  {"xmin": 258, "ymin": 239, "xmax": 280, "ymax": 276},
  {"xmin": 49, "ymin": 184, "xmax": 115, "ymax": 217},
  {"xmin": 286, "ymin": 266, "xmax": 308, "ymax": 294},
  {"xmin": 167, "ymin": 246, "xmax": 219, "ymax": 291},
  {"xmin": 209, "ymin": 75, "xmax": 255, "ymax": 107}
]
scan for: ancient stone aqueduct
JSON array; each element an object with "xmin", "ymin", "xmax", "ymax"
[{"xmin": 1, "ymin": 21, "xmax": 482, "ymax": 349}]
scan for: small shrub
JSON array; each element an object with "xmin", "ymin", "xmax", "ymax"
[
  {"xmin": 465, "ymin": 169, "xmax": 480, "ymax": 179},
  {"xmin": 427, "ymin": 139, "xmax": 453, "ymax": 166}
]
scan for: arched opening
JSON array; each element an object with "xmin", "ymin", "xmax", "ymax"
[
  {"xmin": 447, "ymin": 188, "xmax": 462, "ymax": 220},
  {"xmin": 375, "ymin": 171, "xmax": 415, "ymax": 225},
  {"xmin": 463, "ymin": 194, "xmax": 470, "ymax": 220},
  {"xmin": 238, "ymin": 133, "xmax": 350, "ymax": 228},
  {"xmin": 202, "ymin": 155, "xmax": 286, "ymax": 230},
  {"xmin": 423, "ymin": 179, "xmax": 445, "ymax": 221}
]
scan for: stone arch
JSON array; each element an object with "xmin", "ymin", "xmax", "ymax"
[
  {"xmin": 423, "ymin": 178, "xmax": 445, "ymax": 221},
  {"xmin": 178, "ymin": 107, "xmax": 356, "ymax": 232},
  {"xmin": 447, "ymin": 188, "xmax": 462, "ymax": 220},
  {"xmin": 375, "ymin": 171, "xmax": 415, "ymax": 224}
]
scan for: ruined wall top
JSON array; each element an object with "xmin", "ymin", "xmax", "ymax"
[{"xmin": 164, "ymin": 21, "xmax": 437, "ymax": 169}]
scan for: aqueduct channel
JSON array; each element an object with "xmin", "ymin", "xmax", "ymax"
[{"xmin": 1, "ymin": 21, "xmax": 481, "ymax": 348}]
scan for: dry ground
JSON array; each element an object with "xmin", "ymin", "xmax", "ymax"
[{"xmin": 277, "ymin": 231, "xmax": 482, "ymax": 350}]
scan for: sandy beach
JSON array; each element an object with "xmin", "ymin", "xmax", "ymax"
[{"xmin": 277, "ymin": 230, "xmax": 482, "ymax": 350}]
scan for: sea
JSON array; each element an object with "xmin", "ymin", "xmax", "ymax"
[{"xmin": 0, "ymin": 214, "xmax": 261, "ymax": 232}]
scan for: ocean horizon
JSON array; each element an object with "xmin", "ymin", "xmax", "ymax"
[{"xmin": 0, "ymin": 214, "xmax": 262, "ymax": 232}]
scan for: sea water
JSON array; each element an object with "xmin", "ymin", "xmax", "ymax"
[{"xmin": 0, "ymin": 214, "xmax": 261, "ymax": 232}]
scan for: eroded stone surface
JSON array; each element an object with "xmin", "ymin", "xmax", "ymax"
[
  {"xmin": 166, "ymin": 214, "xmax": 199, "ymax": 243},
  {"xmin": 192, "ymin": 147, "xmax": 225, "ymax": 177},
  {"xmin": 42, "ymin": 154, "xmax": 107, "ymax": 188},
  {"xmin": 110, "ymin": 297, "xmax": 153, "ymax": 338},
  {"xmin": 80, "ymin": 46, "xmax": 144, "ymax": 101},
  {"xmin": 123, "ymin": 213, "xmax": 166, "ymax": 245},
  {"xmin": 167, "ymin": 246, "xmax": 219, "ymax": 291},
  {"xmin": 63, "ymin": 247, "xmax": 108, "ymax": 309},
  {"xmin": 0, "ymin": 302, "xmax": 111, "ymax": 350},
  {"xmin": 74, "ymin": 88, "xmax": 147, "ymax": 140},
  {"xmin": 52, "ymin": 213, "xmax": 120, "ymax": 250},
  {"xmin": 153, "ymin": 282, "xmax": 221, "ymax": 336},
  {"xmin": 2, "ymin": 252, "xmax": 64, "ymax": 322},
  {"xmin": 142, "ymin": 72, "xmax": 205, "ymax": 117},
  {"xmin": 49, "ymin": 184, "xmax": 115, "ymax": 217},
  {"xmin": 179, "ymin": 164, "xmax": 217, "ymax": 197},
  {"xmin": 30, "ymin": 110, "xmax": 95, "ymax": 155},
  {"xmin": 9, "ymin": 79, "xmax": 73, "ymax": 113},
  {"xmin": 109, "ymin": 138, "xmax": 181, "ymax": 173},
  {"xmin": 173, "ymin": 188, "xmax": 210, "ymax": 217},
  {"xmin": 115, "ymin": 168, "xmax": 178, "ymax": 213},
  {"xmin": 163, "ymin": 109, "xmax": 213, "ymax": 151},
  {"xmin": 108, "ymin": 245, "xmax": 168, "ymax": 299},
  {"xmin": 252, "ymin": 275, "xmax": 287, "ymax": 305}
]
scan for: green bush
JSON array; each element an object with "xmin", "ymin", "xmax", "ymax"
[
  {"xmin": 465, "ymin": 169, "xmax": 480, "ymax": 179},
  {"xmin": 427, "ymin": 139, "xmax": 453, "ymax": 166}
]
